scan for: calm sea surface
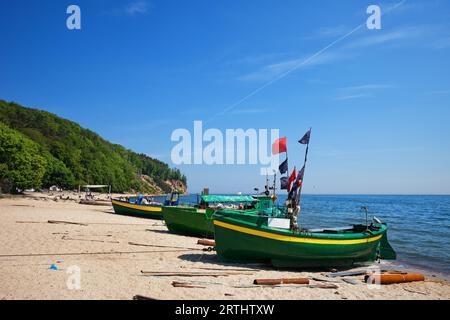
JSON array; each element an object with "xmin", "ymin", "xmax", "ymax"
[{"xmin": 155, "ymin": 194, "xmax": 450, "ymax": 275}]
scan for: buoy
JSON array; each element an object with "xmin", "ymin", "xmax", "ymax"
[{"xmin": 197, "ymin": 239, "xmax": 215, "ymax": 247}]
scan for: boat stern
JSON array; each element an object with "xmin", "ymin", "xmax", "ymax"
[{"xmin": 379, "ymin": 227, "xmax": 397, "ymax": 260}]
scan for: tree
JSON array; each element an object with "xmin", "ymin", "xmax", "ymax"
[
  {"xmin": 0, "ymin": 123, "xmax": 46, "ymax": 192},
  {"xmin": 42, "ymin": 156, "xmax": 76, "ymax": 189}
]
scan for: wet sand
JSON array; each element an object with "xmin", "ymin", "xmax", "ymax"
[{"xmin": 0, "ymin": 193, "xmax": 449, "ymax": 300}]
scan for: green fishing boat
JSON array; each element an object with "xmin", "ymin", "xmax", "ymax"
[
  {"xmin": 212, "ymin": 211, "xmax": 396, "ymax": 268},
  {"xmin": 162, "ymin": 195, "xmax": 283, "ymax": 238},
  {"xmin": 212, "ymin": 129, "xmax": 397, "ymax": 268},
  {"xmin": 111, "ymin": 192, "xmax": 179, "ymax": 219}
]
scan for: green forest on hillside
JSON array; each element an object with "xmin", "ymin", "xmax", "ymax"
[{"xmin": 0, "ymin": 100, "xmax": 186, "ymax": 194}]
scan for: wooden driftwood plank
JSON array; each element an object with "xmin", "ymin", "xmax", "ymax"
[
  {"xmin": 133, "ymin": 295, "xmax": 158, "ymax": 300},
  {"xmin": 172, "ymin": 281, "xmax": 206, "ymax": 289},
  {"xmin": 326, "ymin": 270, "xmax": 367, "ymax": 278},
  {"xmin": 140, "ymin": 271, "xmax": 253, "ymax": 277},
  {"xmin": 62, "ymin": 236, "xmax": 119, "ymax": 244},
  {"xmin": 342, "ymin": 278, "xmax": 361, "ymax": 285},
  {"xmin": 128, "ymin": 242, "xmax": 201, "ymax": 251},
  {"xmin": 188, "ymin": 266, "xmax": 254, "ymax": 272},
  {"xmin": 48, "ymin": 220, "xmax": 88, "ymax": 226},
  {"xmin": 254, "ymin": 278, "xmax": 310, "ymax": 285},
  {"xmin": 0, "ymin": 249, "xmax": 194, "ymax": 258}
]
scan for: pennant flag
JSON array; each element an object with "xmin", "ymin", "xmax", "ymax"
[
  {"xmin": 295, "ymin": 165, "xmax": 305, "ymax": 188},
  {"xmin": 272, "ymin": 137, "xmax": 287, "ymax": 154},
  {"xmin": 279, "ymin": 158, "xmax": 288, "ymax": 174},
  {"xmin": 298, "ymin": 129, "xmax": 311, "ymax": 145},
  {"xmin": 287, "ymin": 167, "xmax": 296, "ymax": 192},
  {"xmin": 280, "ymin": 177, "xmax": 288, "ymax": 190}
]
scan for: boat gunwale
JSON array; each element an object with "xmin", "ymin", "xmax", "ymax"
[
  {"xmin": 212, "ymin": 213, "xmax": 387, "ymax": 242},
  {"xmin": 111, "ymin": 198, "xmax": 162, "ymax": 212}
]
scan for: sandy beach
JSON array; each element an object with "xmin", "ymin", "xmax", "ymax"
[{"xmin": 0, "ymin": 193, "xmax": 449, "ymax": 300}]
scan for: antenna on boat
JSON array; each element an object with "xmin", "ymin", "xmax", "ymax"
[
  {"xmin": 272, "ymin": 170, "xmax": 277, "ymax": 214},
  {"xmin": 273, "ymin": 170, "xmax": 276, "ymax": 197},
  {"xmin": 264, "ymin": 173, "xmax": 270, "ymax": 196},
  {"xmin": 361, "ymin": 206, "xmax": 369, "ymax": 230}
]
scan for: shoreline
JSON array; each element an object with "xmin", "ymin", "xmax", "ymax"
[
  {"xmin": 0, "ymin": 194, "xmax": 449, "ymax": 300},
  {"xmin": 3, "ymin": 191, "xmax": 449, "ymax": 279}
]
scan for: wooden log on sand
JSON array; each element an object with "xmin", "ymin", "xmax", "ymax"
[
  {"xmin": 254, "ymin": 278, "xmax": 310, "ymax": 285},
  {"xmin": 48, "ymin": 220, "xmax": 88, "ymax": 226},
  {"xmin": 311, "ymin": 283, "xmax": 339, "ymax": 289},
  {"xmin": 79, "ymin": 199, "xmax": 111, "ymax": 206},
  {"xmin": 133, "ymin": 295, "xmax": 158, "ymax": 300},
  {"xmin": 128, "ymin": 242, "xmax": 201, "ymax": 251},
  {"xmin": 141, "ymin": 271, "xmax": 253, "ymax": 277},
  {"xmin": 172, "ymin": 281, "xmax": 206, "ymax": 289}
]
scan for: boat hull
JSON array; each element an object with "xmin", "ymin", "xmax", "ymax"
[
  {"xmin": 213, "ymin": 215, "xmax": 388, "ymax": 268},
  {"xmin": 162, "ymin": 206, "xmax": 215, "ymax": 238},
  {"xmin": 111, "ymin": 199, "xmax": 162, "ymax": 219}
]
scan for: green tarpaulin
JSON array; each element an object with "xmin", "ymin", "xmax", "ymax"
[{"xmin": 201, "ymin": 195, "xmax": 256, "ymax": 203}]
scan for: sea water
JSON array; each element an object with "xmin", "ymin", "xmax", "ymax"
[{"xmin": 155, "ymin": 194, "xmax": 450, "ymax": 276}]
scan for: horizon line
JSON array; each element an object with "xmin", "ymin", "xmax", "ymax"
[{"xmin": 187, "ymin": 193, "xmax": 450, "ymax": 196}]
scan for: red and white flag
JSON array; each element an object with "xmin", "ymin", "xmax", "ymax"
[{"xmin": 271, "ymin": 137, "xmax": 287, "ymax": 155}]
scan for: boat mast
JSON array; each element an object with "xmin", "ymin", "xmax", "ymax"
[
  {"xmin": 294, "ymin": 128, "xmax": 311, "ymax": 224},
  {"xmin": 272, "ymin": 170, "xmax": 277, "ymax": 215}
]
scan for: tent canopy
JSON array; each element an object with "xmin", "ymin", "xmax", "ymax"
[
  {"xmin": 200, "ymin": 195, "xmax": 256, "ymax": 203},
  {"xmin": 81, "ymin": 185, "xmax": 110, "ymax": 189}
]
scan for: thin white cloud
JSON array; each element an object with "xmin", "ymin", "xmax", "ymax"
[
  {"xmin": 333, "ymin": 94, "xmax": 371, "ymax": 101},
  {"xmin": 346, "ymin": 25, "xmax": 437, "ymax": 49},
  {"xmin": 302, "ymin": 26, "xmax": 351, "ymax": 40},
  {"xmin": 239, "ymin": 52, "xmax": 342, "ymax": 82},
  {"xmin": 348, "ymin": 29, "xmax": 412, "ymax": 48},
  {"xmin": 125, "ymin": 1, "xmax": 150, "ymax": 15},
  {"xmin": 230, "ymin": 53, "xmax": 290, "ymax": 66},
  {"xmin": 340, "ymin": 84, "xmax": 394, "ymax": 91},
  {"xmin": 236, "ymin": 24, "xmax": 432, "ymax": 84},
  {"xmin": 432, "ymin": 37, "xmax": 450, "ymax": 49},
  {"xmin": 208, "ymin": 1, "xmax": 419, "ymax": 121},
  {"xmin": 104, "ymin": 1, "xmax": 151, "ymax": 16},
  {"xmin": 425, "ymin": 89, "xmax": 450, "ymax": 95},
  {"xmin": 334, "ymin": 84, "xmax": 394, "ymax": 101},
  {"xmin": 379, "ymin": 0, "xmax": 437, "ymax": 15},
  {"xmin": 231, "ymin": 108, "xmax": 267, "ymax": 115}
]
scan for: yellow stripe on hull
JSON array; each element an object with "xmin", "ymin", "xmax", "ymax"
[
  {"xmin": 111, "ymin": 200, "xmax": 162, "ymax": 212},
  {"xmin": 213, "ymin": 220, "xmax": 382, "ymax": 245}
]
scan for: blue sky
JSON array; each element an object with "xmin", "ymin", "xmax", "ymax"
[{"xmin": 1, "ymin": 0, "xmax": 450, "ymax": 194}]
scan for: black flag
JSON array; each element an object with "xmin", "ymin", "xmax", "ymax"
[
  {"xmin": 296, "ymin": 165, "xmax": 305, "ymax": 183},
  {"xmin": 279, "ymin": 159, "xmax": 288, "ymax": 174},
  {"xmin": 280, "ymin": 177, "xmax": 288, "ymax": 190},
  {"xmin": 298, "ymin": 129, "xmax": 311, "ymax": 145}
]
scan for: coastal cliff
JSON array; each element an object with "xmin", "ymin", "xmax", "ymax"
[{"xmin": 0, "ymin": 100, "xmax": 186, "ymax": 194}]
